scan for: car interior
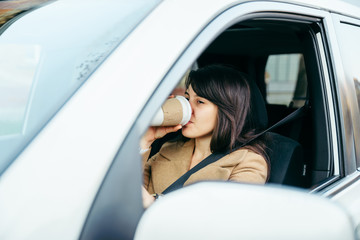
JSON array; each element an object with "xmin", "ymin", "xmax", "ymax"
[{"xmin": 149, "ymin": 16, "xmax": 333, "ymax": 190}]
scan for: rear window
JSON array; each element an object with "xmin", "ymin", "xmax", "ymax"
[
  {"xmin": 265, "ymin": 53, "xmax": 307, "ymax": 107},
  {"xmin": 0, "ymin": 0, "xmax": 161, "ymax": 174}
]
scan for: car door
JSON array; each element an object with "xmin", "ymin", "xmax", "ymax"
[
  {"xmin": 326, "ymin": 12, "xmax": 360, "ymax": 237},
  {"xmin": 81, "ymin": 0, "xmax": 359, "ymax": 239}
]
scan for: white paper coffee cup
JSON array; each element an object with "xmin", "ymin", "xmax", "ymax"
[{"xmin": 151, "ymin": 96, "xmax": 191, "ymax": 126}]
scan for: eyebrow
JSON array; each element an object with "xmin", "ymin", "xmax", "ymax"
[{"xmin": 184, "ymin": 91, "xmax": 198, "ymax": 97}]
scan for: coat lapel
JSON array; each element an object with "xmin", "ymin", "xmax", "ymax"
[{"xmin": 151, "ymin": 139, "xmax": 194, "ymax": 193}]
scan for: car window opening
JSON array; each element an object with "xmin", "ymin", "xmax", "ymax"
[{"xmin": 140, "ymin": 16, "xmax": 334, "ymax": 208}]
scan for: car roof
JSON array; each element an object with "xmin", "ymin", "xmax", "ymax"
[
  {"xmin": 273, "ymin": 0, "xmax": 360, "ymax": 18},
  {"xmin": 160, "ymin": 0, "xmax": 360, "ymax": 21}
]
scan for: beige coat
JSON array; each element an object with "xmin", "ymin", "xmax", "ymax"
[{"xmin": 143, "ymin": 139, "xmax": 268, "ymax": 194}]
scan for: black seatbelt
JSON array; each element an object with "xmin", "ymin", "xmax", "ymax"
[
  {"xmin": 162, "ymin": 152, "xmax": 228, "ymax": 194},
  {"xmin": 161, "ymin": 104, "xmax": 308, "ymax": 194},
  {"xmin": 254, "ymin": 104, "xmax": 308, "ymax": 139}
]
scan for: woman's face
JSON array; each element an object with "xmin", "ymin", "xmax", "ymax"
[{"xmin": 182, "ymin": 85, "xmax": 218, "ymax": 139}]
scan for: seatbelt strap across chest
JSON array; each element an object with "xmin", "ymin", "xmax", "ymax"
[
  {"xmin": 161, "ymin": 105, "xmax": 308, "ymax": 194},
  {"xmin": 162, "ymin": 152, "xmax": 227, "ymax": 194}
]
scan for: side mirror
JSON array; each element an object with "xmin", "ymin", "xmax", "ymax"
[{"xmin": 135, "ymin": 182, "xmax": 355, "ymax": 240}]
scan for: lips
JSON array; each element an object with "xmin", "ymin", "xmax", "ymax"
[{"xmin": 185, "ymin": 121, "xmax": 193, "ymax": 126}]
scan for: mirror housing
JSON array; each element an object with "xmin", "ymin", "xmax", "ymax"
[{"xmin": 135, "ymin": 182, "xmax": 355, "ymax": 240}]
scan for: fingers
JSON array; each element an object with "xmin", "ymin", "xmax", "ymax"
[
  {"xmin": 142, "ymin": 186, "xmax": 155, "ymax": 208},
  {"xmin": 155, "ymin": 124, "xmax": 182, "ymax": 139},
  {"xmin": 171, "ymin": 124, "xmax": 182, "ymax": 132},
  {"xmin": 140, "ymin": 124, "xmax": 182, "ymax": 149},
  {"xmin": 163, "ymin": 124, "xmax": 182, "ymax": 134}
]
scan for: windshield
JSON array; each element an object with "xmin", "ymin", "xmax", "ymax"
[
  {"xmin": 0, "ymin": 0, "xmax": 54, "ymax": 30},
  {"xmin": 0, "ymin": 0, "xmax": 161, "ymax": 174}
]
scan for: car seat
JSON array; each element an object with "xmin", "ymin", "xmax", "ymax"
[{"xmin": 248, "ymin": 78, "xmax": 306, "ymax": 187}]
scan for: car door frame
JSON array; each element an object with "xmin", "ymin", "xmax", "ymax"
[
  {"xmin": 324, "ymin": 11, "xmax": 360, "ymax": 234},
  {"xmin": 80, "ymin": 1, "xmax": 353, "ymax": 239}
]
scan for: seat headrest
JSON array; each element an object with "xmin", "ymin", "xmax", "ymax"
[{"xmin": 247, "ymin": 79, "xmax": 268, "ymax": 130}]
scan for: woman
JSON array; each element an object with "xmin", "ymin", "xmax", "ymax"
[{"xmin": 140, "ymin": 64, "xmax": 269, "ymax": 207}]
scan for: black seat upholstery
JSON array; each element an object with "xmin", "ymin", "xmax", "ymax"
[
  {"xmin": 248, "ymin": 79, "xmax": 305, "ymax": 187},
  {"xmin": 247, "ymin": 75, "xmax": 268, "ymax": 131},
  {"xmin": 266, "ymin": 132, "xmax": 305, "ymax": 187}
]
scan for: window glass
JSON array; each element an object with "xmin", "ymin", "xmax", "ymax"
[
  {"xmin": 336, "ymin": 22, "xmax": 360, "ymax": 110},
  {"xmin": 0, "ymin": 0, "xmax": 160, "ymax": 174},
  {"xmin": 265, "ymin": 54, "xmax": 307, "ymax": 107},
  {"xmin": 334, "ymin": 19, "xmax": 360, "ymax": 168},
  {"xmin": 0, "ymin": 45, "xmax": 40, "ymax": 135}
]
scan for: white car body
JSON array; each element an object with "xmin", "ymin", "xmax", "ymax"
[{"xmin": 0, "ymin": 0, "xmax": 359, "ymax": 239}]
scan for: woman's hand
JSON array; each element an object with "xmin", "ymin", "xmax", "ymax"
[
  {"xmin": 142, "ymin": 186, "xmax": 155, "ymax": 208},
  {"xmin": 140, "ymin": 124, "xmax": 182, "ymax": 150}
]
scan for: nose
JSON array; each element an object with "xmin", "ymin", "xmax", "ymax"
[{"xmin": 189, "ymin": 101, "xmax": 195, "ymax": 115}]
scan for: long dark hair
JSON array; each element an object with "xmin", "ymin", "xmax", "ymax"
[{"xmin": 185, "ymin": 64, "xmax": 268, "ymax": 162}]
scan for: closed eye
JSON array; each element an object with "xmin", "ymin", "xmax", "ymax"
[{"xmin": 184, "ymin": 91, "xmax": 189, "ymax": 101}]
